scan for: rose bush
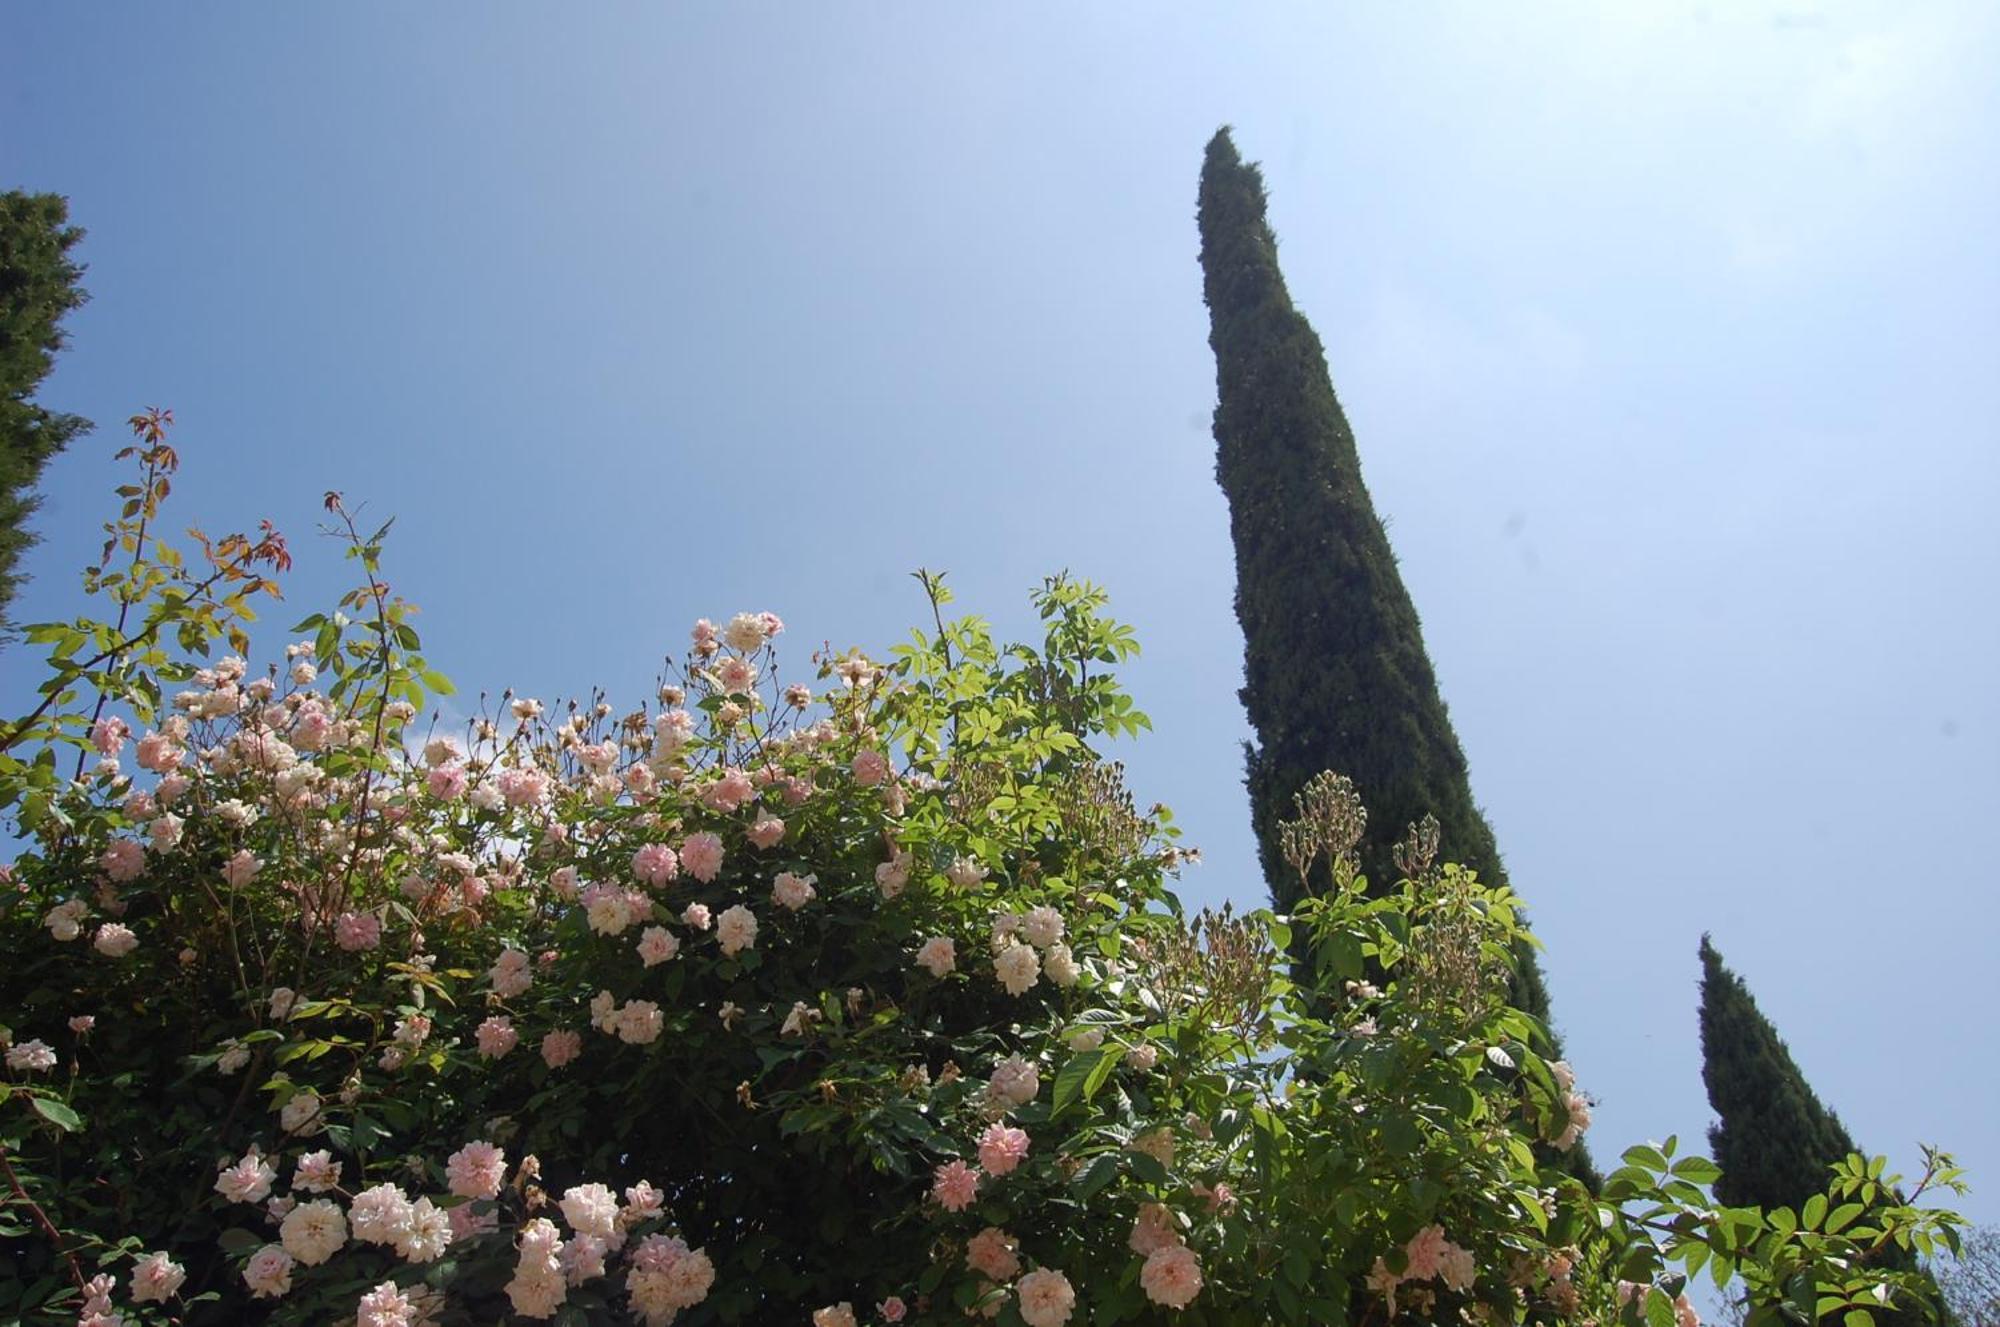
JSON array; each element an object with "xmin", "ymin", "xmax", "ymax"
[{"xmin": 0, "ymin": 417, "xmax": 1969, "ymax": 1325}]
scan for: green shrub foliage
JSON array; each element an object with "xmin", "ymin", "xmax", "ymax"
[{"xmin": 0, "ymin": 423, "xmax": 1967, "ymax": 1325}]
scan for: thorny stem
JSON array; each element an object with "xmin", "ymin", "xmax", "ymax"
[{"xmin": 0, "ymin": 1140, "xmax": 87, "ymax": 1293}]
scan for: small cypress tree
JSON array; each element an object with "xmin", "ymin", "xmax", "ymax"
[
  {"xmin": 1699, "ymin": 937, "xmax": 1950, "ymax": 1323},
  {"xmin": 1, "ymin": 190, "xmax": 92, "ymax": 630},
  {"xmin": 1697, "ymin": 935, "xmax": 1858, "ymax": 1208},
  {"xmin": 1197, "ymin": 126, "xmax": 1578, "ymax": 1125}
]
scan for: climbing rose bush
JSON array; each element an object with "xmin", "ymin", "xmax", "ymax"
[{"xmin": 0, "ymin": 418, "xmax": 1969, "ymax": 1325}]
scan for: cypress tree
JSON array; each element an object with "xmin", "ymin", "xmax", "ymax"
[
  {"xmin": 0, "ymin": 190, "xmax": 92, "ymax": 630},
  {"xmin": 1196, "ymin": 126, "xmax": 1574, "ymax": 1096},
  {"xmin": 1697, "ymin": 935, "xmax": 1858, "ymax": 1209},
  {"xmin": 1699, "ymin": 937, "xmax": 1949, "ymax": 1323}
]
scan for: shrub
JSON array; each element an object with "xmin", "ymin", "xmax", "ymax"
[{"xmin": 0, "ymin": 417, "xmax": 1968, "ymax": 1325}]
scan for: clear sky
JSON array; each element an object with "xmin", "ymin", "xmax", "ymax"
[{"xmin": 6, "ymin": 3, "xmax": 1996, "ymax": 1227}]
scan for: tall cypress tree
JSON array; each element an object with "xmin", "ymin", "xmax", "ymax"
[
  {"xmin": 1, "ymin": 190, "xmax": 92, "ymax": 630},
  {"xmin": 1197, "ymin": 126, "xmax": 1569, "ymax": 1070}
]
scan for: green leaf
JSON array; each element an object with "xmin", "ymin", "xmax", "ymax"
[
  {"xmin": 29, "ymin": 1096, "xmax": 81, "ymax": 1132},
  {"xmin": 1072, "ymin": 1152, "xmax": 1119, "ymax": 1200},
  {"xmin": 1645, "ymin": 1288, "xmax": 1677, "ymax": 1327},
  {"xmin": 1051, "ymin": 1048, "xmax": 1106, "ymax": 1118}
]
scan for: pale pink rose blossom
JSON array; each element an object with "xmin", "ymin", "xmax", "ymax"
[
  {"xmin": 498, "ymin": 765, "xmax": 550, "ymax": 807},
  {"xmin": 130, "ymin": 1251, "xmax": 185, "ymax": 1303},
  {"xmin": 422, "ymin": 735, "xmax": 463, "ymax": 767},
  {"xmin": 215, "ymin": 1151, "xmax": 277, "ymax": 1204},
  {"xmin": 771, "ymin": 871, "xmax": 816, "ymax": 911},
  {"xmin": 632, "ymin": 842, "xmax": 679, "ymax": 886},
  {"xmin": 945, "ymin": 856, "xmax": 987, "ymax": 889},
  {"xmin": 716, "ymin": 904, "xmax": 757, "ymax": 956},
  {"xmin": 1017, "ymin": 1268, "xmax": 1077, "ymax": 1327},
  {"xmin": 988, "ymin": 1055, "xmax": 1040, "ymax": 1110},
  {"xmin": 702, "ymin": 768, "xmax": 754, "ymax": 813},
  {"xmin": 1140, "ymin": 1243, "xmax": 1204, "ymax": 1310},
  {"xmin": 241, "ymin": 1244, "xmax": 295, "ymax": 1298},
  {"xmin": 851, "ymin": 750, "xmax": 890, "ymax": 787},
  {"xmin": 448, "ymin": 1202, "xmax": 498, "ymax": 1243},
  {"xmin": 542, "ymin": 1029, "xmax": 583, "ymax": 1068},
  {"xmin": 1129, "ymin": 1202, "xmax": 1181, "ymax": 1256},
  {"xmin": 90, "ymin": 716, "xmax": 130, "ymax": 756},
  {"xmin": 279, "ymin": 1089, "xmax": 324, "ymax": 1135},
  {"xmin": 916, "ymin": 936, "xmax": 956, "ymax": 978},
  {"xmin": 100, "ymin": 839, "xmax": 146, "ymax": 882},
  {"xmin": 293, "ymin": 1149, "xmax": 342, "ymax": 1193},
  {"xmin": 279, "ymin": 1198, "xmax": 348, "ymax": 1265},
  {"xmin": 1021, "ymin": 905, "xmax": 1065, "ymax": 949},
  {"xmin": 680, "ymin": 832, "xmax": 724, "ymax": 883},
  {"xmin": 977, "ymin": 1123, "xmax": 1031, "ymax": 1176},
  {"xmin": 1124, "ymin": 1043, "xmax": 1160, "ymax": 1071},
  {"xmin": 490, "ymin": 947, "xmax": 533, "ymax": 997},
  {"xmin": 932, "ymin": 1159, "xmax": 980, "ymax": 1213},
  {"xmin": 615, "ymin": 1000, "xmax": 664, "ymax": 1045},
  {"xmin": 349, "ymin": 1183, "xmax": 416, "ymax": 1246},
  {"xmin": 67, "ymin": 1015, "xmax": 94, "ymax": 1034},
  {"xmin": 1438, "ymin": 1240, "xmax": 1476, "ymax": 1294},
  {"xmin": 878, "ymin": 1296, "xmax": 908, "ymax": 1323},
  {"xmin": 335, "ymin": 911, "xmax": 382, "ymax": 951},
  {"xmin": 1404, "ymin": 1225, "xmax": 1448, "ymax": 1282},
  {"xmin": 215, "ymin": 849, "xmax": 260, "ymax": 889},
  {"xmin": 994, "ymin": 941, "xmax": 1039, "ymax": 996},
  {"xmin": 681, "ymin": 901, "xmax": 712, "ymax": 931},
  {"xmin": 356, "ymin": 1281, "xmax": 417, "ymax": 1327},
  {"xmin": 714, "ymin": 654, "xmax": 756, "ymax": 694},
  {"xmin": 812, "ymin": 1305, "xmax": 858, "ymax": 1327},
  {"xmin": 876, "ymin": 851, "xmax": 911, "ymax": 898},
  {"xmin": 1043, "ymin": 943, "xmax": 1081, "ymax": 987},
  {"xmin": 559, "ymin": 1183, "xmax": 620, "ymax": 1239},
  {"xmin": 637, "ymin": 925, "xmax": 680, "ymax": 966},
  {"xmin": 476, "ymin": 1016, "xmax": 520, "ymax": 1059},
  {"xmin": 426, "ymin": 763, "xmax": 468, "ymax": 800},
  {"xmin": 135, "ymin": 731, "xmax": 182, "ymax": 773},
  {"xmin": 622, "ymin": 1180, "xmax": 666, "ymax": 1224},
  {"xmin": 746, "ymin": 815, "xmax": 786, "ymax": 849},
  {"xmin": 448, "ymin": 1135, "xmax": 508, "ymax": 1199},
  {"xmin": 396, "ymin": 1197, "xmax": 452, "ymax": 1262},
  {"xmin": 5, "ymin": 1039, "xmax": 55, "ymax": 1072},
  {"xmin": 44, "ymin": 898, "xmax": 86, "ymax": 942},
  {"xmin": 966, "ymin": 1226, "xmax": 1021, "ymax": 1281}
]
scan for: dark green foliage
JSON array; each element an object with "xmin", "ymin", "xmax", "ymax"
[
  {"xmin": 1698, "ymin": 935, "xmax": 1858, "ymax": 1209},
  {"xmin": 1196, "ymin": 126, "xmax": 1578, "ymax": 1083},
  {"xmin": 1, "ymin": 190, "xmax": 92, "ymax": 629}
]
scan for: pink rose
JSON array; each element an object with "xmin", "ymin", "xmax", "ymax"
[
  {"xmin": 977, "ymin": 1123, "xmax": 1031, "ymax": 1176},
  {"xmin": 541, "ymin": 1029, "xmax": 582, "ymax": 1069},
  {"xmin": 632, "ymin": 843, "xmax": 679, "ymax": 887},
  {"xmin": 931, "ymin": 1159, "xmax": 979, "ymax": 1213},
  {"xmin": 335, "ymin": 911, "xmax": 381, "ymax": 952},
  {"xmin": 679, "ymin": 833, "xmax": 724, "ymax": 883}
]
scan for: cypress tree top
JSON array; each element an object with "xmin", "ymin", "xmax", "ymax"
[
  {"xmin": 1698, "ymin": 934, "xmax": 1858, "ymax": 1210},
  {"xmin": 1198, "ymin": 126, "xmax": 1506, "ymax": 915}
]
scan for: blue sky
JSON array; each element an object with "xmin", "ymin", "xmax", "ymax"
[{"xmin": 7, "ymin": 3, "xmax": 1996, "ymax": 1227}]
